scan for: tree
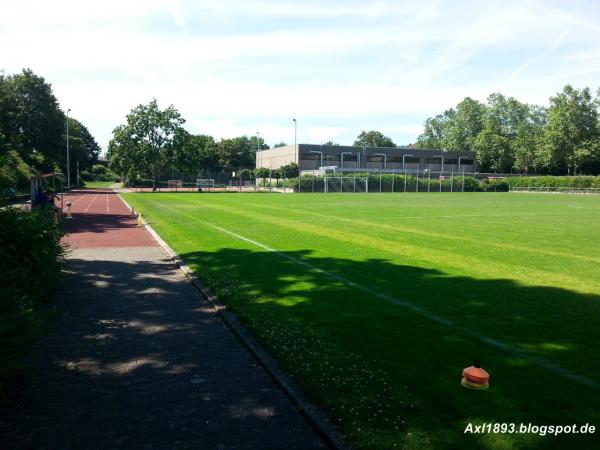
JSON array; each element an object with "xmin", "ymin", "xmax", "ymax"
[
  {"xmin": 280, "ymin": 162, "xmax": 299, "ymax": 178},
  {"xmin": 273, "ymin": 141, "xmax": 287, "ymax": 148},
  {"xmin": 255, "ymin": 167, "xmax": 270, "ymax": 179},
  {"xmin": 217, "ymin": 136, "xmax": 256, "ymax": 171},
  {"xmin": 544, "ymin": 85, "xmax": 600, "ymax": 174},
  {"xmin": 353, "ymin": 130, "xmax": 395, "ymax": 147},
  {"xmin": 416, "ymin": 113, "xmax": 451, "ymax": 149},
  {"xmin": 65, "ymin": 117, "xmax": 101, "ymax": 172},
  {"xmin": 444, "ymin": 97, "xmax": 486, "ymax": 152},
  {"xmin": 107, "ymin": 99, "xmax": 185, "ymax": 190},
  {"xmin": 322, "ymin": 141, "xmax": 340, "ymax": 146},
  {"xmin": 0, "ymin": 69, "xmax": 65, "ymax": 169},
  {"xmin": 473, "ymin": 126, "xmax": 512, "ymax": 172}
]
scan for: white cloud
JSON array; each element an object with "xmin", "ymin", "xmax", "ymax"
[{"xmin": 2, "ymin": 0, "xmax": 600, "ymax": 150}]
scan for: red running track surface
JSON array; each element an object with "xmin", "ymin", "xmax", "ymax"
[{"xmin": 59, "ymin": 189, "xmax": 156, "ymax": 249}]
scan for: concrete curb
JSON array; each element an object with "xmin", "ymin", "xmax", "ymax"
[{"xmin": 118, "ymin": 194, "xmax": 351, "ymax": 450}]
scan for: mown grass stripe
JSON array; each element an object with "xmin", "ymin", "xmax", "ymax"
[{"xmin": 142, "ymin": 197, "xmax": 600, "ymax": 392}]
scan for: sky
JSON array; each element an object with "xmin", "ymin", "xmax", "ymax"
[{"xmin": 2, "ymin": 0, "xmax": 600, "ymax": 152}]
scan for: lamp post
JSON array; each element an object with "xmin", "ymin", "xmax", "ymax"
[
  {"xmin": 402, "ymin": 153, "xmax": 413, "ymax": 170},
  {"xmin": 66, "ymin": 108, "xmax": 71, "ymax": 189},
  {"xmin": 293, "ymin": 118, "xmax": 297, "ymax": 165},
  {"xmin": 310, "ymin": 150, "xmax": 323, "ymax": 170}
]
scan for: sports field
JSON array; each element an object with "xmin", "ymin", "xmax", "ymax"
[{"xmin": 122, "ymin": 192, "xmax": 600, "ymax": 449}]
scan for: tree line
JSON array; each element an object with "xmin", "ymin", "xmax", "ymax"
[
  {"xmin": 0, "ymin": 69, "xmax": 101, "ymax": 192},
  {"xmin": 416, "ymin": 86, "xmax": 600, "ymax": 175},
  {"xmin": 107, "ymin": 100, "xmax": 268, "ymax": 189}
]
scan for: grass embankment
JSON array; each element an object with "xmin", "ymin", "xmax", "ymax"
[
  {"xmin": 123, "ymin": 192, "xmax": 600, "ymax": 449},
  {"xmin": 83, "ymin": 181, "xmax": 118, "ymax": 189},
  {"xmin": 0, "ymin": 208, "xmax": 65, "ymax": 398}
]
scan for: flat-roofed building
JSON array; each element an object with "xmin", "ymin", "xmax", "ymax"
[{"xmin": 256, "ymin": 144, "xmax": 476, "ymax": 174}]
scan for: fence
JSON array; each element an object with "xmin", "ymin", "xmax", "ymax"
[{"xmin": 124, "ymin": 169, "xmax": 508, "ymax": 193}]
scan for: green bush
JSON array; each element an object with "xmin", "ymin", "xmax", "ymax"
[
  {"xmin": 484, "ymin": 178, "xmax": 510, "ymax": 192},
  {"xmin": 506, "ymin": 176, "xmax": 596, "ymax": 189},
  {"xmin": 0, "ymin": 208, "xmax": 65, "ymax": 392}
]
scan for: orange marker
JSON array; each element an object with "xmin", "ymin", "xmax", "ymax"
[{"xmin": 461, "ymin": 363, "xmax": 489, "ymax": 389}]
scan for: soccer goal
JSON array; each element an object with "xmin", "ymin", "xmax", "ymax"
[
  {"xmin": 167, "ymin": 179, "xmax": 183, "ymax": 191},
  {"xmin": 196, "ymin": 178, "xmax": 215, "ymax": 191},
  {"xmin": 323, "ymin": 176, "xmax": 369, "ymax": 193}
]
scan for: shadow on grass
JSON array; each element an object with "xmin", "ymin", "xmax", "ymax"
[
  {"xmin": 1, "ymin": 246, "xmax": 598, "ymax": 449},
  {"xmin": 179, "ymin": 247, "xmax": 600, "ymax": 449}
]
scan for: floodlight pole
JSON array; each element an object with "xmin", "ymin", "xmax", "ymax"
[
  {"xmin": 256, "ymin": 131, "xmax": 261, "ymax": 186},
  {"xmin": 293, "ymin": 118, "xmax": 297, "ymax": 165},
  {"xmin": 66, "ymin": 108, "xmax": 71, "ymax": 189}
]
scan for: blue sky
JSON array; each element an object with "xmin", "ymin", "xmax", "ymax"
[{"xmin": 2, "ymin": 0, "xmax": 600, "ymax": 151}]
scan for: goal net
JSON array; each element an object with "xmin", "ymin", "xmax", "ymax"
[
  {"xmin": 196, "ymin": 179, "xmax": 215, "ymax": 190},
  {"xmin": 167, "ymin": 179, "xmax": 183, "ymax": 190},
  {"xmin": 323, "ymin": 176, "xmax": 369, "ymax": 193}
]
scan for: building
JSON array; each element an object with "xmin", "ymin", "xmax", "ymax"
[{"xmin": 256, "ymin": 144, "xmax": 477, "ymax": 175}]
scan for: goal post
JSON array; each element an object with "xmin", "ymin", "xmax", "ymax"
[
  {"xmin": 196, "ymin": 178, "xmax": 215, "ymax": 191},
  {"xmin": 167, "ymin": 179, "xmax": 183, "ymax": 191}
]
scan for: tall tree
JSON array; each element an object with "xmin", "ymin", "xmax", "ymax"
[
  {"xmin": 544, "ymin": 85, "xmax": 600, "ymax": 174},
  {"xmin": 353, "ymin": 130, "xmax": 395, "ymax": 147},
  {"xmin": 444, "ymin": 97, "xmax": 486, "ymax": 152},
  {"xmin": 0, "ymin": 69, "xmax": 64, "ymax": 169},
  {"xmin": 107, "ymin": 99, "xmax": 185, "ymax": 190}
]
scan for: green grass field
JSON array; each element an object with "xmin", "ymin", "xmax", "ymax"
[
  {"xmin": 122, "ymin": 192, "xmax": 600, "ymax": 449},
  {"xmin": 83, "ymin": 181, "xmax": 117, "ymax": 189}
]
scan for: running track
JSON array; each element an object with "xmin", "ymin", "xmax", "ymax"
[{"xmin": 60, "ymin": 189, "xmax": 155, "ymax": 248}]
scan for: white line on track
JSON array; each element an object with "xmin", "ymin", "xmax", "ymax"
[
  {"xmin": 144, "ymin": 199, "xmax": 600, "ymax": 391},
  {"xmin": 106, "ymin": 194, "xmax": 109, "ymax": 212},
  {"xmin": 83, "ymin": 195, "xmax": 98, "ymax": 213}
]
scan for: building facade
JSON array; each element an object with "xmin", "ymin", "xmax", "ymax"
[{"xmin": 256, "ymin": 144, "xmax": 477, "ymax": 174}]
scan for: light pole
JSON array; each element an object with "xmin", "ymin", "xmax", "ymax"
[
  {"xmin": 66, "ymin": 108, "xmax": 71, "ymax": 189},
  {"xmin": 402, "ymin": 154, "xmax": 413, "ymax": 170},
  {"xmin": 256, "ymin": 132, "xmax": 261, "ymax": 187},
  {"xmin": 310, "ymin": 150, "xmax": 323, "ymax": 170},
  {"xmin": 293, "ymin": 118, "xmax": 297, "ymax": 165}
]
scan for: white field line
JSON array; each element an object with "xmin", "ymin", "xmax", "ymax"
[
  {"xmin": 61, "ymin": 193, "xmax": 86, "ymax": 210},
  {"xmin": 106, "ymin": 194, "xmax": 109, "ymax": 212},
  {"xmin": 141, "ymin": 199, "xmax": 600, "ymax": 391},
  {"xmin": 83, "ymin": 195, "xmax": 98, "ymax": 213}
]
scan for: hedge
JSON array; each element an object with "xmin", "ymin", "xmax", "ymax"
[
  {"xmin": 0, "ymin": 207, "xmax": 65, "ymax": 394},
  {"xmin": 506, "ymin": 176, "xmax": 599, "ymax": 189}
]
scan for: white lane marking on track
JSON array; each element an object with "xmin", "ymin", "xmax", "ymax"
[
  {"xmin": 106, "ymin": 194, "xmax": 109, "ymax": 212},
  {"xmin": 144, "ymin": 198, "xmax": 600, "ymax": 391},
  {"xmin": 61, "ymin": 193, "xmax": 85, "ymax": 210},
  {"xmin": 83, "ymin": 195, "xmax": 98, "ymax": 213}
]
